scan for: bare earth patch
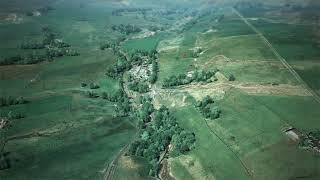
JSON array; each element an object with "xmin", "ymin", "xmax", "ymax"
[{"xmin": 169, "ymin": 156, "xmax": 216, "ymax": 180}]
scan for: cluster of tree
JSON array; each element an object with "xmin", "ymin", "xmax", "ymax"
[
  {"xmin": 99, "ymin": 41, "xmax": 117, "ymax": 51},
  {"xmin": 128, "ymin": 80, "xmax": 150, "ymax": 93},
  {"xmin": 299, "ymin": 130, "xmax": 320, "ymax": 151},
  {"xmin": 149, "ymin": 59, "xmax": 158, "ymax": 84},
  {"xmin": 111, "ymin": 8, "xmax": 152, "ymax": 16},
  {"xmin": 192, "ymin": 48, "xmax": 203, "ymax": 58},
  {"xmin": 86, "ymin": 91, "xmax": 99, "ymax": 99},
  {"xmin": 129, "ymin": 99, "xmax": 196, "ymax": 176},
  {"xmin": 100, "ymin": 37, "xmax": 126, "ymax": 54},
  {"xmin": 228, "ymin": 74, "xmax": 236, "ymax": 81},
  {"xmin": 106, "ymin": 49, "xmax": 158, "ymax": 79},
  {"xmin": 0, "ymin": 96, "xmax": 28, "ymax": 107},
  {"xmin": 1, "ymin": 28, "xmax": 78, "ymax": 66},
  {"xmin": 81, "ymin": 82, "xmax": 100, "ymax": 89},
  {"xmin": 163, "ymin": 70, "xmax": 216, "ymax": 88},
  {"xmin": 1, "ymin": 48, "xmax": 79, "ymax": 66},
  {"xmin": 148, "ymin": 26, "xmax": 164, "ymax": 32},
  {"xmin": 129, "ymin": 49, "xmax": 157, "ymax": 65},
  {"xmin": 89, "ymin": 83, "xmax": 100, "ymax": 89},
  {"xmin": 102, "ymin": 90, "xmax": 131, "ymax": 117},
  {"xmin": 106, "ymin": 57, "xmax": 132, "ymax": 79},
  {"xmin": 0, "ymin": 111, "xmax": 25, "ymax": 120},
  {"xmin": 196, "ymin": 96, "xmax": 221, "ymax": 120},
  {"xmin": 46, "ymin": 48, "xmax": 79, "ymax": 58},
  {"xmin": 111, "ymin": 24, "xmax": 142, "ymax": 35}
]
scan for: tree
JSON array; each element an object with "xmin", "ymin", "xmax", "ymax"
[{"xmin": 228, "ymin": 74, "xmax": 236, "ymax": 81}]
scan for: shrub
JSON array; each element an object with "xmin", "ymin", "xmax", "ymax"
[
  {"xmin": 228, "ymin": 74, "xmax": 236, "ymax": 81},
  {"xmin": 163, "ymin": 70, "xmax": 216, "ymax": 88},
  {"xmin": 128, "ymin": 104, "xmax": 196, "ymax": 177},
  {"xmin": 0, "ymin": 96, "xmax": 28, "ymax": 107},
  {"xmin": 86, "ymin": 91, "xmax": 99, "ymax": 98},
  {"xmin": 89, "ymin": 83, "xmax": 100, "ymax": 89},
  {"xmin": 81, "ymin": 82, "xmax": 87, "ymax": 87},
  {"xmin": 196, "ymin": 96, "xmax": 221, "ymax": 120}
]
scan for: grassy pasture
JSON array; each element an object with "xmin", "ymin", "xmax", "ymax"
[
  {"xmin": 205, "ymin": 89, "xmax": 320, "ymax": 179},
  {"xmin": 122, "ymin": 33, "xmax": 164, "ymax": 52},
  {"xmin": 198, "ymin": 34, "xmax": 276, "ymax": 61},
  {"xmin": 169, "ymin": 105, "xmax": 250, "ymax": 180},
  {"xmin": 0, "ymin": 1, "xmax": 142, "ymax": 179},
  {"xmin": 252, "ymin": 20, "xmax": 320, "ymax": 61}
]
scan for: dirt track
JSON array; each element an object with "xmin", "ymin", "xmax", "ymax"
[{"xmin": 232, "ymin": 8, "xmax": 320, "ymax": 104}]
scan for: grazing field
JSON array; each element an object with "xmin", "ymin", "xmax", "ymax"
[{"xmin": 1, "ymin": 1, "xmax": 320, "ymax": 180}]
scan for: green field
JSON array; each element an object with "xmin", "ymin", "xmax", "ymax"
[{"xmin": 1, "ymin": 1, "xmax": 320, "ymax": 180}]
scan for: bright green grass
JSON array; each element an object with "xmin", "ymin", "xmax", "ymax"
[
  {"xmin": 170, "ymin": 105, "xmax": 250, "ymax": 180},
  {"xmin": 296, "ymin": 67, "xmax": 320, "ymax": 91},
  {"xmin": 122, "ymin": 33, "xmax": 164, "ymax": 52},
  {"xmin": 114, "ymin": 156, "xmax": 154, "ymax": 180},
  {"xmin": 0, "ymin": 1, "xmax": 146, "ymax": 179},
  {"xmin": 252, "ymin": 20, "xmax": 320, "ymax": 61},
  {"xmin": 2, "ymin": 127, "xmax": 135, "ymax": 180},
  {"xmin": 205, "ymin": 89, "xmax": 320, "ymax": 179},
  {"xmin": 198, "ymin": 34, "xmax": 276, "ymax": 61}
]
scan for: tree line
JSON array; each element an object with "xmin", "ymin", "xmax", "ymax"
[
  {"xmin": 163, "ymin": 69, "xmax": 216, "ymax": 88},
  {"xmin": 0, "ymin": 27, "xmax": 79, "ymax": 66},
  {"xmin": 0, "ymin": 96, "xmax": 28, "ymax": 107},
  {"xmin": 196, "ymin": 96, "xmax": 221, "ymax": 120},
  {"xmin": 128, "ymin": 96, "xmax": 196, "ymax": 176},
  {"xmin": 111, "ymin": 24, "xmax": 142, "ymax": 35}
]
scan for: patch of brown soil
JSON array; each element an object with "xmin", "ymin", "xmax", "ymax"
[
  {"xmin": 0, "ymin": 64, "xmax": 41, "ymax": 80},
  {"xmin": 159, "ymin": 159, "xmax": 175, "ymax": 180}
]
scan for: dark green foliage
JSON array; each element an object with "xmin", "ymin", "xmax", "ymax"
[
  {"xmin": 163, "ymin": 70, "xmax": 216, "ymax": 88},
  {"xmin": 102, "ymin": 90, "xmax": 131, "ymax": 117},
  {"xmin": 102, "ymin": 90, "xmax": 125, "ymax": 102},
  {"xmin": 100, "ymin": 42, "xmax": 112, "ymax": 50},
  {"xmin": 25, "ymin": 11, "xmax": 34, "ymax": 16},
  {"xmin": 111, "ymin": 24, "xmax": 142, "ymax": 35},
  {"xmin": 0, "ymin": 152, "xmax": 11, "ymax": 170},
  {"xmin": 89, "ymin": 83, "xmax": 100, "ymax": 89},
  {"xmin": 38, "ymin": 6, "xmax": 55, "ymax": 14},
  {"xmin": 106, "ymin": 57, "xmax": 132, "ymax": 79},
  {"xmin": 81, "ymin": 83, "xmax": 87, "ymax": 87},
  {"xmin": 112, "ymin": 8, "xmax": 152, "ymax": 16},
  {"xmin": 99, "ymin": 41, "xmax": 120, "ymax": 51},
  {"xmin": 299, "ymin": 130, "xmax": 320, "ymax": 150},
  {"xmin": 0, "ymin": 53, "xmax": 55, "ymax": 65},
  {"xmin": 149, "ymin": 59, "xmax": 158, "ymax": 84},
  {"xmin": 174, "ymin": 131, "xmax": 196, "ymax": 153},
  {"xmin": 86, "ymin": 91, "xmax": 99, "ymax": 98},
  {"xmin": 0, "ymin": 96, "xmax": 28, "ymax": 107},
  {"xmin": 149, "ymin": 51, "xmax": 159, "ymax": 84},
  {"xmin": 136, "ymin": 96, "xmax": 154, "ymax": 125},
  {"xmin": 1, "ymin": 111, "xmax": 25, "ymax": 120},
  {"xmin": 0, "ymin": 55, "xmax": 24, "ymax": 65},
  {"xmin": 106, "ymin": 49, "xmax": 158, "ymax": 79},
  {"xmin": 1, "ymin": 28, "xmax": 78, "ymax": 66},
  {"xmin": 129, "ymin": 104, "xmax": 196, "ymax": 176},
  {"xmin": 228, "ymin": 74, "xmax": 236, "ymax": 81},
  {"xmin": 196, "ymin": 96, "xmax": 221, "ymax": 120},
  {"xmin": 128, "ymin": 81, "xmax": 149, "ymax": 93}
]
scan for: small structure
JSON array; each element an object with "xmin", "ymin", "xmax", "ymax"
[{"xmin": 284, "ymin": 127, "xmax": 301, "ymax": 142}]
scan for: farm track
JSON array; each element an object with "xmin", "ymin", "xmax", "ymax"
[
  {"xmin": 102, "ymin": 143, "xmax": 130, "ymax": 180},
  {"xmin": 102, "ymin": 48, "xmax": 139, "ymax": 180},
  {"xmin": 202, "ymin": 118, "xmax": 254, "ymax": 179},
  {"xmin": 232, "ymin": 8, "xmax": 320, "ymax": 104}
]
